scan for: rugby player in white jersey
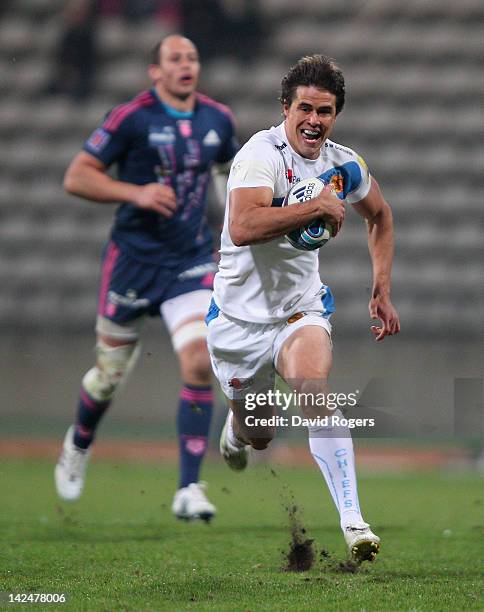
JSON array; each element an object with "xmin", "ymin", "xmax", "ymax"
[{"xmin": 206, "ymin": 55, "xmax": 400, "ymax": 562}]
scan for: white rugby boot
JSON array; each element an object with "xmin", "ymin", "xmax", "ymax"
[
  {"xmin": 219, "ymin": 411, "xmax": 249, "ymax": 471},
  {"xmin": 172, "ymin": 482, "xmax": 216, "ymax": 523},
  {"xmin": 54, "ymin": 426, "xmax": 91, "ymax": 502},
  {"xmin": 344, "ymin": 522, "xmax": 381, "ymax": 563}
]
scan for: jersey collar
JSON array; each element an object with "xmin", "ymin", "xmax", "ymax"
[{"xmin": 151, "ymin": 88, "xmax": 194, "ymax": 119}]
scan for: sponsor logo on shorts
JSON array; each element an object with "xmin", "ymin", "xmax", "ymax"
[
  {"xmin": 228, "ymin": 376, "xmax": 255, "ymax": 390},
  {"xmin": 107, "ymin": 290, "xmax": 150, "ymax": 309},
  {"xmin": 105, "ymin": 302, "xmax": 117, "ymax": 317},
  {"xmin": 286, "ymin": 312, "xmax": 305, "ymax": 324},
  {"xmin": 177, "ymin": 262, "xmax": 218, "ymax": 281}
]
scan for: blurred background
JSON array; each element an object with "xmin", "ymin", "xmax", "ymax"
[{"xmin": 0, "ymin": 0, "xmax": 483, "ymax": 469}]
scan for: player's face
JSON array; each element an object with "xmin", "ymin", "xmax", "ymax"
[
  {"xmin": 283, "ymin": 86, "xmax": 337, "ymax": 159},
  {"xmin": 155, "ymin": 36, "xmax": 200, "ymax": 100}
]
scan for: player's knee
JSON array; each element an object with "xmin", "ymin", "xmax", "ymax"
[
  {"xmin": 82, "ymin": 366, "xmax": 116, "ymax": 402},
  {"xmin": 82, "ymin": 340, "xmax": 139, "ymax": 402},
  {"xmin": 185, "ymin": 348, "xmax": 212, "ymax": 382},
  {"xmin": 178, "ymin": 335, "xmax": 212, "ymax": 383}
]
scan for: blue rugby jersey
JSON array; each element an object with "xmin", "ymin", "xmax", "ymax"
[{"xmin": 83, "ymin": 89, "xmax": 238, "ymax": 267}]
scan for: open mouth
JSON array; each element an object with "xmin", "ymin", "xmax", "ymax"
[
  {"xmin": 180, "ymin": 75, "xmax": 194, "ymax": 85},
  {"xmin": 301, "ymin": 128, "xmax": 321, "ymax": 142}
]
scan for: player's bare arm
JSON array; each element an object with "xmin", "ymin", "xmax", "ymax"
[
  {"xmin": 229, "ymin": 184, "xmax": 345, "ymax": 246},
  {"xmin": 353, "ymin": 176, "xmax": 400, "ymax": 341},
  {"xmin": 64, "ymin": 151, "xmax": 177, "ymax": 217}
]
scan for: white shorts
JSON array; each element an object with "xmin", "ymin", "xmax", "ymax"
[
  {"xmin": 160, "ymin": 289, "xmax": 212, "ymax": 335},
  {"xmin": 207, "ymin": 307, "xmax": 332, "ymax": 400},
  {"xmin": 97, "ymin": 289, "xmax": 212, "ymax": 346}
]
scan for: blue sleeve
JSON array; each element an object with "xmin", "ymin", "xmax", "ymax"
[
  {"xmin": 83, "ymin": 109, "xmax": 134, "ymax": 166},
  {"xmin": 216, "ymin": 113, "xmax": 239, "ymax": 164}
]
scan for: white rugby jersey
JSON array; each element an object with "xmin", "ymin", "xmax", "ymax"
[{"xmin": 213, "ymin": 122, "xmax": 371, "ymax": 323}]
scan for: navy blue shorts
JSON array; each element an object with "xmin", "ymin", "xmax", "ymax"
[{"xmin": 97, "ymin": 241, "xmax": 217, "ymax": 324}]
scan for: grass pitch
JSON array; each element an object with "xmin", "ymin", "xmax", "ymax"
[{"xmin": 1, "ymin": 457, "xmax": 483, "ymax": 611}]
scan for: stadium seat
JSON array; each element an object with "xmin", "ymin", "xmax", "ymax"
[{"xmin": 1, "ymin": 0, "xmax": 482, "ymax": 335}]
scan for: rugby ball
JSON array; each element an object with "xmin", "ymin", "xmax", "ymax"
[{"xmin": 283, "ymin": 177, "xmax": 333, "ymax": 251}]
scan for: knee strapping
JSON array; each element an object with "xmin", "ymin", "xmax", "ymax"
[
  {"xmin": 82, "ymin": 341, "xmax": 140, "ymax": 402},
  {"xmin": 172, "ymin": 320, "xmax": 208, "ymax": 352}
]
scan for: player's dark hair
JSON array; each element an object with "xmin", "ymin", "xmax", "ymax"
[
  {"xmin": 149, "ymin": 40, "xmax": 162, "ymax": 65},
  {"xmin": 280, "ymin": 55, "xmax": 345, "ymax": 115}
]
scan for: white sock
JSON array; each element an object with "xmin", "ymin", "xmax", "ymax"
[
  {"xmin": 307, "ymin": 410, "xmax": 364, "ymax": 530},
  {"xmin": 227, "ymin": 411, "xmax": 245, "ymax": 448}
]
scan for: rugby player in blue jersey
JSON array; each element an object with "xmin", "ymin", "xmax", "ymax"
[{"xmin": 55, "ymin": 35, "xmax": 238, "ymax": 522}]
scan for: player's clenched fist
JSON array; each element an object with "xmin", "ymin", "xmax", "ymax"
[
  {"xmin": 316, "ymin": 185, "xmax": 345, "ymax": 236},
  {"xmin": 134, "ymin": 183, "xmax": 177, "ymax": 217}
]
